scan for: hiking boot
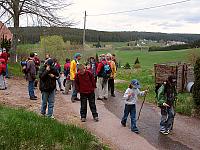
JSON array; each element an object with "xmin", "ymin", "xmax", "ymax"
[
  {"xmin": 81, "ymin": 118, "xmax": 86, "ymax": 122},
  {"xmin": 30, "ymin": 97, "xmax": 37, "ymax": 100},
  {"xmin": 97, "ymin": 98, "xmax": 103, "ymax": 100},
  {"xmin": 62, "ymin": 92, "xmax": 68, "ymax": 95},
  {"xmin": 121, "ymin": 122, "xmax": 126, "ymax": 127},
  {"xmin": 74, "ymin": 97, "xmax": 80, "ymax": 101},
  {"xmin": 111, "ymin": 94, "xmax": 116, "ymax": 97},
  {"xmin": 94, "ymin": 117, "xmax": 99, "ymax": 122},
  {"xmin": 104, "ymin": 97, "xmax": 108, "ymax": 100}
]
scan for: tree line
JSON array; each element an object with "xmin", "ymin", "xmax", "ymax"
[{"xmin": 9, "ymin": 27, "xmax": 200, "ymax": 44}]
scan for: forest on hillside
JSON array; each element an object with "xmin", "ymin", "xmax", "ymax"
[{"xmin": 9, "ymin": 27, "xmax": 200, "ymax": 44}]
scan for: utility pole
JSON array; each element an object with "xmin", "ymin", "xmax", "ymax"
[{"xmin": 83, "ymin": 11, "xmax": 86, "ymax": 51}]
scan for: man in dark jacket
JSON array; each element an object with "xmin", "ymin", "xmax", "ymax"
[
  {"xmin": 39, "ymin": 59, "xmax": 59, "ymax": 118},
  {"xmin": 26, "ymin": 53, "xmax": 37, "ymax": 100}
]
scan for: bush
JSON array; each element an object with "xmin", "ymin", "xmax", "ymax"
[
  {"xmin": 134, "ymin": 63, "xmax": 141, "ymax": 69},
  {"xmin": 134, "ymin": 57, "xmax": 140, "ymax": 64},
  {"xmin": 124, "ymin": 62, "xmax": 131, "ymax": 69},
  {"xmin": 193, "ymin": 58, "xmax": 200, "ymax": 107},
  {"xmin": 187, "ymin": 49, "xmax": 200, "ymax": 65}
]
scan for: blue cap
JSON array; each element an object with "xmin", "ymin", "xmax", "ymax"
[
  {"xmin": 74, "ymin": 53, "xmax": 81, "ymax": 58},
  {"xmin": 131, "ymin": 79, "xmax": 141, "ymax": 89}
]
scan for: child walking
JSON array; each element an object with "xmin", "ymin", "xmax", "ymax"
[{"xmin": 121, "ymin": 79, "xmax": 147, "ymax": 134}]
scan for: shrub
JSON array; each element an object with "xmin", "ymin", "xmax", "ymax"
[
  {"xmin": 124, "ymin": 62, "xmax": 131, "ymax": 69},
  {"xmin": 193, "ymin": 58, "xmax": 200, "ymax": 107},
  {"xmin": 134, "ymin": 63, "xmax": 141, "ymax": 69},
  {"xmin": 134, "ymin": 57, "xmax": 140, "ymax": 64},
  {"xmin": 187, "ymin": 49, "xmax": 200, "ymax": 65}
]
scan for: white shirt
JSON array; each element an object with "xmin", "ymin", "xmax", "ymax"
[{"xmin": 123, "ymin": 88, "xmax": 145, "ymax": 105}]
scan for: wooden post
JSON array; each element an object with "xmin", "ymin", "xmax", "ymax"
[{"xmin": 83, "ymin": 11, "xmax": 86, "ymax": 51}]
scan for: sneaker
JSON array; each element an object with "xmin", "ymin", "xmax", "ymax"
[
  {"xmin": 121, "ymin": 122, "xmax": 126, "ymax": 127},
  {"xmin": 133, "ymin": 130, "xmax": 140, "ymax": 134},
  {"xmin": 81, "ymin": 118, "xmax": 86, "ymax": 122},
  {"xmin": 50, "ymin": 115, "xmax": 55, "ymax": 119},
  {"xmin": 30, "ymin": 97, "xmax": 37, "ymax": 100},
  {"xmin": 131, "ymin": 128, "xmax": 140, "ymax": 134},
  {"xmin": 160, "ymin": 130, "xmax": 166, "ymax": 134},
  {"xmin": 94, "ymin": 117, "xmax": 99, "ymax": 122},
  {"xmin": 162, "ymin": 130, "xmax": 170, "ymax": 135},
  {"xmin": 97, "ymin": 98, "xmax": 103, "ymax": 100}
]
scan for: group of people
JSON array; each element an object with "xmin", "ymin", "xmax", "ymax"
[
  {"xmin": 0, "ymin": 48, "xmax": 9, "ymax": 90},
  {"xmin": 22, "ymin": 52, "xmax": 177, "ymax": 135}
]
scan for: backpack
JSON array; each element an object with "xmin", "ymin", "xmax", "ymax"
[
  {"xmin": 20, "ymin": 61, "xmax": 28, "ymax": 74},
  {"xmin": 101, "ymin": 62, "xmax": 111, "ymax": 79}
]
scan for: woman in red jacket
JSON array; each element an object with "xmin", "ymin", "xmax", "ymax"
[{"xmin": 0, "ymin": 57, "xmax": 7, "ymax": 90}]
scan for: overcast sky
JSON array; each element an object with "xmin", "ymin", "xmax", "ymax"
[{"xmin": 60, "ymin": 0, "xmax": 200, "ymax": 34}]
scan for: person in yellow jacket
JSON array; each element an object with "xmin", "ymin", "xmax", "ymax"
[
  {"xmin": 107, "ymin": 53, "xmax": 117, "ymax": 97},
  {"xmin": 70, "ymin": 53, "xmax": 81, "ymax": 102}
]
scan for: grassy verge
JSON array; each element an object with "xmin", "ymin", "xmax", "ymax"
[
  {"xmin": 8, "ymin": 62, "xmax": 24, "ymax": 77},
  {"xmin": 116, "ymin": 68, "xmax": 194, "ymax": 116},
  {"xmin": 0, "ymin": 105, "xmax": 109, "ymax": 150}
]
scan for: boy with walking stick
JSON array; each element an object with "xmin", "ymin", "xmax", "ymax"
[{"xmin": 121, "ymin": 79, "xmax": 148, "ymax": 134}]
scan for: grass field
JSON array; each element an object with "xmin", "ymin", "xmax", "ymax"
[{"xmin": 0, "ymin": 105, "xmax": 109, "ymax": 150}]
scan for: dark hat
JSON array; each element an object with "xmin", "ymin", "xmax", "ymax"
[
  {"xmin": 131, "ymin": 79, "xmax": 141, "ymax": 89},
  {"xmin": 168, "ymin": 75, "xmax": 176, "ymax": 83},
  {"xmin": 46, "ymin": 59, "xmax": 54, "ymax": 66}
]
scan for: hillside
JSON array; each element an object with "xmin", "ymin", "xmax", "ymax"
[{"xmin": 9, "ymin": 27, "xmax": 200, "ymax": 44}]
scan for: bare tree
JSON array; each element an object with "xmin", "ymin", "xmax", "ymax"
[{"xmin": 0, "ymin": 0, "xmax": 74, "ymax": 27}]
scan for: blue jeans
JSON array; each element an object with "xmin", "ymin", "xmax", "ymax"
[
  {"xmin": 6, "ymin": 64, "xmax": 8, "ymax": 77},
  {"xmin": 71, "ymin": 80, "xmax": 77, "ymax": 98},
  {"xmin": 56, "ymin": 78, "xmax": 62, "ymax": 90},
  {"xmin": 41, "ymin": 90, "xmax": 55, "ymax": 117},
  {"xmin": 28, "ymin": 80, "xmax": 35, "ymax": 97},
  {"xmin": 160, "ymin": 106, "xmax": 175, "ymax": 131},
  {"xmin": 121, "ymin": 104, "xmax": 138, "ymax": 131}
]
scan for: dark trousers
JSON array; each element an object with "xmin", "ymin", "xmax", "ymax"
[
  {"xmin": 108, "ymin": 78, "xmax": 115, "ymax": 95},
  {"xmin": 80, "ymin": 92, "xmax": 98, "ymax": 119}
]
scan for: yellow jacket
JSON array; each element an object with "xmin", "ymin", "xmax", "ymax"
[
  {"xmin": 110, "ymin": 60, "xmax": 117, "ymax": 79},
  {"xmin": 70, "ymin": 59, "xmax": 77, "ymax": 80}
]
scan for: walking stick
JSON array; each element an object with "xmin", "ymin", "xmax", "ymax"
[{"xmin": 137, "ymin": 94, "xmax": 147, "ymax": 121}]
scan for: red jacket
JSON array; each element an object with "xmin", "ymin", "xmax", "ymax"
[
  {"xmin": 1, "ymin": 52, "xmax": 9, "ymax": 63},
  {"xmin": 75, "ymin": 70, "xmax": 96, "ymax": 94},
  {"xmin": 0, "ymin": 58, "xmax": 6, "ymax": 75},
  {"xmin": 96, "ymin": 60, "xmax": 111, "ymax": 77}
]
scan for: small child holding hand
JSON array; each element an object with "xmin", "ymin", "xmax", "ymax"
[{"xmin": 121, "ymin": 79, "xmax": 147, "ymax": 134}]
